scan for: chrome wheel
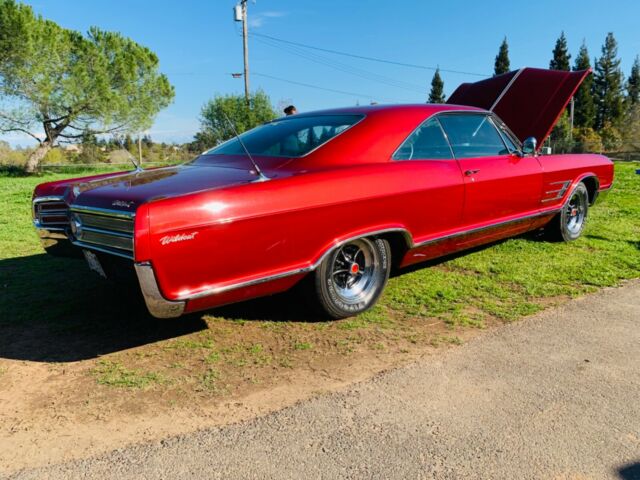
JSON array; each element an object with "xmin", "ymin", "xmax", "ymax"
[
  {"xmin": 565, "ymin": 188, "xmax": 587, "ymax": 236},
  {"xmin": 545, "ymin": 182, "xmax": 589, "ymax": 242},
  {"xmin": 314, "ymin": 237, "xmax": 391, "ymax": 319},
  {"xmin": 330, "ymin": 238, "xmax": 380, "ymax": 305}
]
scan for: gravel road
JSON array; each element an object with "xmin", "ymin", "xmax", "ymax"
[{"xmin": 8, "ymin": 281, "xmax": 640, "ymax": 480}]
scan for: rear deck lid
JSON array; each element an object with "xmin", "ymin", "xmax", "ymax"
[{"xmin": 447, "ymin": 67, "xmax": 591, "ymax": 148}]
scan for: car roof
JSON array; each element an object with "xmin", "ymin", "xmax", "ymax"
[
  {"xmin": 289, "ymin": 103, "xmax": 486, "ymax": 119},
  {"xmin": 274, "ymin": 104, "xmax": 488, "ymax": 171}
]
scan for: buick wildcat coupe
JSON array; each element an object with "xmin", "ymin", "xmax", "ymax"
[{"xmin": 32, "ymin": 68, "xmax": 613, "ymax": 318}]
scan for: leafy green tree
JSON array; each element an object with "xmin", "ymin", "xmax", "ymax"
[
  {"xmin": 620, "ymin": 103, "xmax": 640, "ymax": 152},
  {"xmin": 0, "ymin": 0, "xmax": 174, "ymax": 172},
  {"xmin": 572, "ymin": 127, "xmax": 603, "ymax": 153},
  {"xmin": 550, "ymin": 32, "xmax": 571, "ymax": 71},
  {"xmin": 626, "ymin": 55, "xmax": 640, "ymax": 106},
  {"xmin": 549, "ymin": 111, "xmax": 573, "ymax": 153},
  {"xmin": 427, "ymin": 68, "xmax": 446, "ymax": 103},
  {"xmin": 197, "ymin": 90, "xmax": 277, "ymax": 149},
  {"xmin": 573, "ymin": 42, "xmax": 595, "ymax": 129},
  {"xmin": 593, "ymin": 33, "xmax": 625, "ymax": 130},
  {"xmin": 494, "ymin": 37, "xmax": 511, "ymax": 76}
]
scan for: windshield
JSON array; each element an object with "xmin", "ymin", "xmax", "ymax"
[{"xmin": 204, "ymin": 114, "xmax": 363, "ymax": 158}]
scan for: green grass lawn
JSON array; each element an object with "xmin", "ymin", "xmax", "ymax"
[{"xmin": 0, "ymin": 163, "xmax": 638, "ymax": 391}]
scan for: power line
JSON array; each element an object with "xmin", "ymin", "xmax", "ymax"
[
  {"xmin": 253, "ymin": 72, "xmax": 411, "ymax": 103},
  {"xmin": 250, "ymin": 32, "xmax": 490, "ymax": 78},
  {"xmin": 252, "ymin": 35, "xmax": 426, "ymax": 93}
]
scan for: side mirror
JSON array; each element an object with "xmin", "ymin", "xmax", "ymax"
[{"xmin": 522, "ymin": 136, "xmax": 537, "ymax": 155}]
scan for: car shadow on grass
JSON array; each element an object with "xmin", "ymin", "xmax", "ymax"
[
  {"xmin": 0, "ymin": 234, "xmax": 544, "ymax": 362},
  {"xmin": 0, "ymin": 253, "xmax": 208, "ymax": 363}
]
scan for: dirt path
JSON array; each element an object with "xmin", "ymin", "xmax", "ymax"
[{"xmin": 4, "ymin": 280, "xmax": 639, "ymax": 479}]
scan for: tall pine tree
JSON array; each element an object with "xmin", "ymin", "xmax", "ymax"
[
  {"xmin": 626, "ymin": 55, "xmax": 640, "ymax": 106},
  {"xmin": 494, "ymin": 37, "xmax": 510, "ymax": 76},
  {"xmin": 427, "ymin": 69, "xmax": 446, "ymax": 103},
  {"xmin": 573, "ymin": 42, "xmax": 595, "ymax": 129},
  {"xmin": 548, "ymin": 33, "xmax": 573, "ymax": 151},
  {"xmin": 550, "ymin": 32, "xmax": 571, "ymax": 71},
  {"xmin": 593, "ymin": 32, "xmax": 625, "ymax": 130}
]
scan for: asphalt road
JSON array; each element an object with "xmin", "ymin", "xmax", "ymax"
[{"xmin": 8, "ymin": 281, "xmax": 640, "ymax": 480}]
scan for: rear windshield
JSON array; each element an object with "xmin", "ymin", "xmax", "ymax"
[{"xmin": 204, "ymin": 114, "xmax": 363, "ymax": 158}]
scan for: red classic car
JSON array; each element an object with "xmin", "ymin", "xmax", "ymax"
[{"xmin": 32, "ymin": 68, "xmax": 614, "ymax": 319}]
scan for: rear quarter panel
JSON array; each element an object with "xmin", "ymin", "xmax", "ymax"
[{"xmin": 141, "ymin": 161, "xmax": 465, "ymax": 301}]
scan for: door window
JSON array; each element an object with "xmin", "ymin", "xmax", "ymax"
[
  {"xmin": 438, "ymin": 114, "xmax": 509, "ymax": 159},
  {"xmin": 393, "ymin": 118, "xmax": 453, "ymax": 161}
]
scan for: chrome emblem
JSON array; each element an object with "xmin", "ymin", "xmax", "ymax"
[
  {"xmin": 112, "ymin": 200, "xmax": 134, "ymax": 208},
  {"xmin": 160, "ymin": 232, "xmax": 199, "ymax": 246}
]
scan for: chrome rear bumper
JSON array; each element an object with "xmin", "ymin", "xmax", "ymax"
[{"xmin": 134, "ymin": 262, "xmax": 186, "ymax": 318}]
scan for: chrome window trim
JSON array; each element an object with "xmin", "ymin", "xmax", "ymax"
[
  {"xmin": 486, "ymin": 116, "xmax": 513, "ymax": 154},
  {"xmin": 489, "ymin": 114, "xmax": 523, "ymax": 151}
]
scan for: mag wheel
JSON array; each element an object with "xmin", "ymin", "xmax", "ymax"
[
  {"xmin": 546, "ymin": 182, "xmax": 589, "ymax": 242},
  {"xmin": 314, "ymin": 237, "xmax": 390, "ymax": 319}
]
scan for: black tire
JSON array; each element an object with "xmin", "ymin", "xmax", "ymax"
[
  {"xmin": 545, "ymin": 182, "xmax": 589, "ymax": 242},
  {"xmin": 313, "ymin": 237, "xmax": 390, "ymax": 319}
]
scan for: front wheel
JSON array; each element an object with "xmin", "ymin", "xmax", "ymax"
[
  {"xmin": 546, "ymin": 182, "xmax": 589, "ymax": 242},
  {"xmin": 313, "ymin": 237, "xmax": 391, "ymax": 319}
]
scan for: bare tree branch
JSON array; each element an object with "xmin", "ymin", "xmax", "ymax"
[{"xmin": 0, "ymin": 127, "xmax": 42, "ymax": 144}]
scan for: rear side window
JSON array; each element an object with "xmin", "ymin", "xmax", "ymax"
[
  {"xmin": 393, "ymin": 118, "xmax": 453, "ymax": 160},
  {"xmin": 438, "ymin": 114, "xmax": 509, "ymax": 159},
  {"xmin": 204, "ymin": 114, "xmax": 362, "ymax": 158}
]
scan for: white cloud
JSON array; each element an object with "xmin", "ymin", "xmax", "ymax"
[{"xmin": 248, "ymin": 11, "xmax": 287, "ymax": 29}]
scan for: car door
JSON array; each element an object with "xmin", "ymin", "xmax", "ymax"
[
  {"xmin": 391, "ymin": 116, "xmax": 465, "ymax": 242},
  {"xmin": 437, "ymin": 113, "xmax": 543, "ymax": 227}
]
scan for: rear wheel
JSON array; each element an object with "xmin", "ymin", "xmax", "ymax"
[
  {"xmin": 546, "ymin": 182, "xmax": 589, "ymax": 242},
  {"xmin": 314, "ymin": 237, "xmax": 390, "ymax": 319}
]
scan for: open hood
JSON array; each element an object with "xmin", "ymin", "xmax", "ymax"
[{"xmin": 447, "ymin": 67, "xmax": 591, "ymax": 148}]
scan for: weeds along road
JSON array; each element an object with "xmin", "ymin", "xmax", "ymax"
[{"xmin": 9, "ymin": 280, "xmax": 640, "ymax": 480}]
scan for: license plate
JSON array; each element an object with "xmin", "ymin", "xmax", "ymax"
[{"xmin": 83, "ymin": 249, "xmax": 107, "ymax": 278}]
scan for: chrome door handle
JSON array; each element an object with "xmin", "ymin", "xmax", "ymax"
[{"xmin": 465, "ymin": 169, "xmax": 480, "ymax": 176}]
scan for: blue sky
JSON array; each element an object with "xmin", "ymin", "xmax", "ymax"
[{"xmin": 4, "ymin": 0, "xmax": 640, "ymax": 146}]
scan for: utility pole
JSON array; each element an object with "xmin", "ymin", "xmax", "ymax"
[
  {"xmin": 241, "ymin": 0, "xmax": 250, "ymax": 105},
  {"xmin": 569, "ymin": 97, "xmax": 575, "ymax": 141}
]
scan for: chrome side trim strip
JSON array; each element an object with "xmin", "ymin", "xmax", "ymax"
[
  {"xmin": 541, "ymin": 180, "xmax": 572, "ymax": 203},
  {"xmin": 177, "ymin": 227, "xmax": 412, "ymax": 301},
  {"xmin": 135, "ymin": 262, "xmax": 186, "ymax": 318},
  {"xmin": 70, "ymin": 205, "xmax": 136, "ymax": 219},
  {"xmin": 173, "ymin": 212, "xmax": 560, "ymax": 304}
]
